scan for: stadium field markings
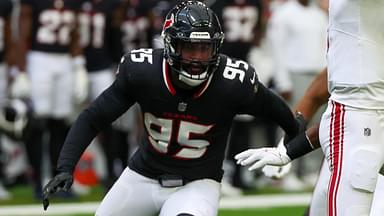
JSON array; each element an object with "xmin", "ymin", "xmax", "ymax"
[{"xmin": 0, "ymin": 193, "xmax": 311, "ymax": 216}]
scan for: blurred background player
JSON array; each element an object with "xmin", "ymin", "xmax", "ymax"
[
  {"xmin": 76, "ymin": 0, "xmax": 125, "ymax": 193},
  {"xmin": 13, "ymin": 0, "xmax": 87, "ymax": 199},
  {"xmin": 150, "ymin": 0, "xmax": 179, "ymax": 48},
  {"xmin": 0, "ymin": 0, "xmax": 14, "ymax": 200},
  {"xmin": 118, "ymin": 0, "xmax": 153, "ymax": 54},
  {"xmin": 266, "ymin": 0, "xmax": 328, "ymax": 189}
]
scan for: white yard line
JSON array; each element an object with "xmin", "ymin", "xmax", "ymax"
[{"xmin": 0, "ymin": 193, "xmax": 312, "ymax": 216}]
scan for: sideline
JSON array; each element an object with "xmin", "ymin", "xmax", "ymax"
[{"xmin": 0, "ymin": 193, "xmax": 312, "ymax": 216}]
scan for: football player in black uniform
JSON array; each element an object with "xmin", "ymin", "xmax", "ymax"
[
  {"xmin": 43, "ymin": 1, "xmax": 304, "ymax": 215},
  {"xmin": 15, "ymin": 0, "xmax": 85, "ymax": 199},
  {"xmin": 118, "ymin": 0, "xmax": 153, "ymax": 54},
  {"xmin": 0, "ymin": 0, "xmax": 14, "ymax": 200}
]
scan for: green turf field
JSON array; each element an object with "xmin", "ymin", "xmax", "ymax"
[
  {"xmin": 219, "ymin": 206, "xmax": 306, "ymax": 215},
  {"xmin": 38, "ymin": 206, "xmax": 306, "ymax": 216},
  {"xmin": 0, "ymin": 184, "xmax": 309, "ymax": 216}
]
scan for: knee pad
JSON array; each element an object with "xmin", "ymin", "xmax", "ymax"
[
  {"xmin": 176, "ymin": 214, "xmax": 195, "ymax": 216},
  {"xmin": 350, "ymin": 149, "xmax": 381, "ymax": 193}
]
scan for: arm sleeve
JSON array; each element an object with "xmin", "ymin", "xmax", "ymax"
[
  {"xmin": 57, "ymin": 59, "xmax": 135, "ymax": 173},
  {"xmin": 242, "ymin": 83, "xmax": 299, "ymax": 140}
]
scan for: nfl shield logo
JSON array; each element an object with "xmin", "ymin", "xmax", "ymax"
[
  {"xmin": 364, "ymin": 128, "xmax": 371, "ymax": 136},
  {"xmin": 178, "ymin": 102, "xmax": 187, "ymax": 112}
]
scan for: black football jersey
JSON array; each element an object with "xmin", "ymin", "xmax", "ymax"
[
  {"xmin": 58, "ymin": 48, "xmax": 299, "ymax": 182},
  {"xmin": 122, "ymin": 49, "xmax": 262, "ymax": 181},
  {"xmin": 210, "ymin": 0, "xmax": 263, "ymax": 61},
  {"xmin": 120, "ymin": 0, "xmax": 153, "ymax": 53},
  {"xmin": 0, "ymin": 0, "xmax": 13, "ymax": 63},
  {"xmin": 21, "ymin": 0, "xmax": 83, "ymax": 53},
  {"xmin": 79, "ymin": 0, "xmax": 121, "ymax": 71}
]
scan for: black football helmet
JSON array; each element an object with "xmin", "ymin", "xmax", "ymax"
[
  {"xmin": 0, "ymin": 99, "xmax": 28, "ymax": 139},
  {"xmin": 162, "ymin": 1, "xmax": 224, "ymax": 87}
]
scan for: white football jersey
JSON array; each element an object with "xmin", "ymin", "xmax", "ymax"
[{"xmin": 328, "ymin": 0, "xmax": 384, "ymax": 109}]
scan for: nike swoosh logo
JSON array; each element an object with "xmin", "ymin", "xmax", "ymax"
[{"xmin": 250, "ymin": 71, "xmax": 256, "ymax": 84}]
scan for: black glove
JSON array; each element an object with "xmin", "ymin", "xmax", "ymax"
[{"xmin": 42, "ymin": 172, "xmax": 73, "ymax": 211}]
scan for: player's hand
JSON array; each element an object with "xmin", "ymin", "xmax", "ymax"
[
  {"xmin": 10, "ymin": 72, "xmax": 31, "ymax": 99},
  {"xmin": 261, "ymin": 137, "xmax": 292, "ymax": 179},
  {"xmin": 42, "ymin": 172, "xmax": 73, "ymax": 211},
  {"xmin": 235, "ymin": 145, "xmax": 291, "ymax": 171},
  {"xmin": 72, "ymin": 56, "xmax": 89, "ymax": 104},
  {"xmin": 262, "ymin": 162, "xmax": 292, "ymax": 179}
]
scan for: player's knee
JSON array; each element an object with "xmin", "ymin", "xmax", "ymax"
[
  {"xmin": 176, "ymin": 213, "xmax": 195, "ymax": 216},
  {"xmin": 350, "ymin": 149, "xmax": 381, "ymax": 193}
]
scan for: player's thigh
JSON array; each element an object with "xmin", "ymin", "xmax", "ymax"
[
  {"xmin": 27, "ymin": 52, "xmax": 56, "ymax": 116},
  {"xmin": 88, "ymin": 69, "xmax": 114, "ymax": 100},
  {"xmin": 319, "ymin": 101, "xmax": 384, "ymax": 216},
  {"xmin": 159, "ymin": 179, "xmax": 221, "ymax": 216},
  {"xmin": 96, "ymin": 167, "xmax": 162, "ymax": 216},
  {"xmin": 52, "ymin": 56, "xmax": 73, "ymax": 118},
  {"xmin": 309, "ymin": 160, "xmax": 330, "ymax": 216}
]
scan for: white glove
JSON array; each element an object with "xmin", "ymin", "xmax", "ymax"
[
  {"xmin": 234, "ymin": 142, "xmax": 292, "ymax": 171},
  {"xmin": 11, "ymin": 72, "xmax": 31, "ymax": 99},
  {"xmin": 261, "ymin": 137, "xmax": 292, "ymax": 179},
  {"xmin": 72, "ymin": 56, "xmax": 89, "ymax": 104}
]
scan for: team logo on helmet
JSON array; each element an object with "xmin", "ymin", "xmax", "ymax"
[{"xmin": 162, "ymin": 14, "xmax": 174, "ymax": 31}]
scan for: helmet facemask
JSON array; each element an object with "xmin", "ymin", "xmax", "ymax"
[{"xmin": 167, "ymin": 36, "xmax": 221, "ymax": 87}]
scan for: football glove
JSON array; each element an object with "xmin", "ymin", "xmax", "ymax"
[
  {"xmin": 261, "ymin": 137, "xmax": 292, "ymax": 179},
  {"xmin": 10, "ymin": 72, "xmax": 31, "ymax": 99},
  {"xmin": 42, "ymin": 172, "xmax": 73, "ymax": 210},
  {"xmin": 234, "ymin": 143, "xmax": 291, "ymax": 171},
  {"xmin": 72, "ymin": 56, "xmax": 89, "ymax": 104}
]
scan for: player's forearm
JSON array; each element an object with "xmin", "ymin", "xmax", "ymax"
[
  {"xmin": 294, "ymin": 68, "xmax": 329, "ymax": 120},
  {"xmin": 57, "ymin": 81, "xmax": 134, "ymax": 173},
  {"xmin": 259, "ymin": 84, "xmax": 300, "ymax": 139},
  {"xmin": 4, "ymin": 16, "xmax": 13, "ymax": 65},
  {"xmin": 16, "ymin": 4, "xmax": 33, "ymax": 71},
  {"xmin": 306, "ymin": 123, "xmax": 320, "ymax": 149},
  {"xmin": 56, "ymin": 112, "xmax": 100, "ymax": 173}
]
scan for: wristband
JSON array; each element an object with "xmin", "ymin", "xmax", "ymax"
[{"xmin": 285, "ymin": 132, "xmax": 314, "ymax": 160}]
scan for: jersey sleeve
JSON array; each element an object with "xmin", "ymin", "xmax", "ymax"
[
  {"xmin": 236, "ymin": 65, "xmax": 300, "ymax": 139},
  {"xmin": 57, "ymin": 54, "xmax": 137, "ymax": 173}
]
